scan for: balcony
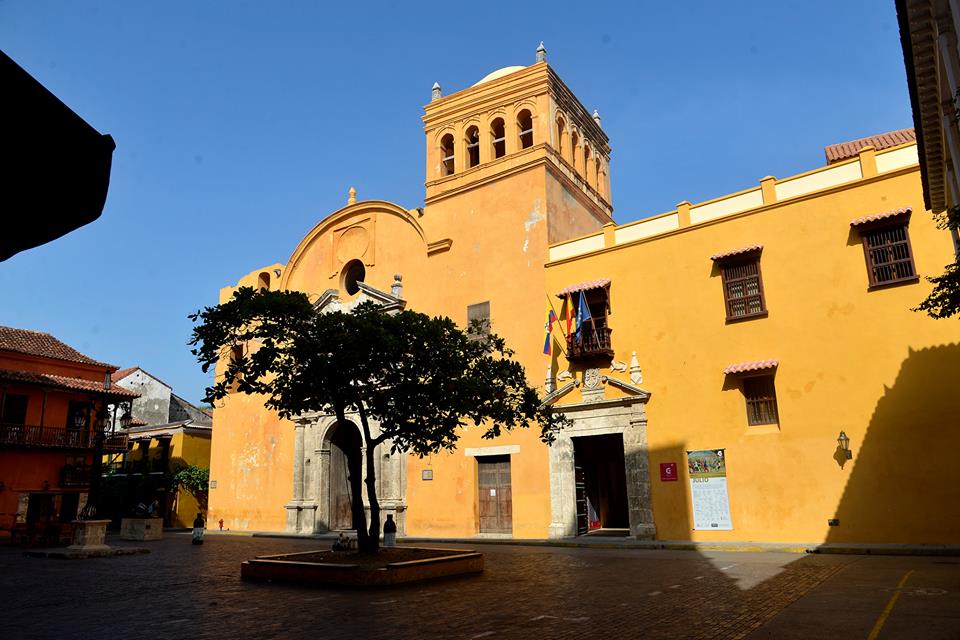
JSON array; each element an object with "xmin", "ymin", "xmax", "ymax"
[
  {"xmin": 566, "ymin": 326, "xmax": 614, "ymax": 361},
  {"xmin": 0, "ymin": 423, "xmax": 92, "ymax": 449},
  {"xmin": 0, "ymin": 424, "xmax": 129, "ymax": 451}
]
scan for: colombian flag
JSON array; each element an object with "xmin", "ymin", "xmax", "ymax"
[{"xmin": 543, "ymin": 307, "xmax": 557, "ymax": 355}]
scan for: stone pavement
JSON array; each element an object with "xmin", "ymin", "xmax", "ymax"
[{"xmin": 0, "ymin": 535, "xmax": 957, "ymax": 639}]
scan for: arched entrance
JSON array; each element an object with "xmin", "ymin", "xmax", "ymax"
[{"xmin": 327, "ymin": 421, "xmax": 362, "ymax": 531}]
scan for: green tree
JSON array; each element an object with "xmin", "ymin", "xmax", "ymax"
[
  {"xmin": 915, "ymin": 205, "xmax": 960, "ymax": 318},
  {"xmin": 172, "ymin": 464, "xmax": 210, "ymax": 515},
  {"xmin": 189, "ymin": 287, "xmax": 566, "ymax": 553}
]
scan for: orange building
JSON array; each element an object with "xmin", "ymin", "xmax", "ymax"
[
  {"xmin": 0, "ymin": 326, "xmax": 135, "ymax": 543},
  {"xmin": 209, "ymin": 47, "xmax": 959, "ymax": 546}
]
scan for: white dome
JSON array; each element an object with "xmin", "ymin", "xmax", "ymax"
[{"xmin": 472, "ymin": 66, "xmax": 526, "ymax": 87}]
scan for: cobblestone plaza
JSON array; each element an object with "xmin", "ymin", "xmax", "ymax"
[{"xmin": 2, "ymin": 535, "xmax": 957, "ymax": 639}]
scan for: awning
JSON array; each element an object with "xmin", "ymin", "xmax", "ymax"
[
  {"xmin": 850, "ymin": 206, "xmax": 911, "ymax": 227},
  {"xmin": 556, "ymin": 278, "xmax": 611, "ymax": 298},
  {"xmin": 723, "ymin": 359, "xmax": 778, "ymax": 375},
  {"xmin": 710, "ymin": 244, "xmax": 763, "ymax": 261}
]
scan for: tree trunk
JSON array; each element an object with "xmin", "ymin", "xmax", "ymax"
[
  {"xmin": 357, "ymin": 404, "xmax": 381, "ymax": 554},
  {"xmin": 334, "ymin": 403, "xmax": 369, "ymax": 552}
]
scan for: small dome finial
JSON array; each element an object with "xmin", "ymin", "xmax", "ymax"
[
  {"xmin": 536, "ymin": 41, "xmax": 547, "ymax": 63},
  {"xmin": 347, "ymin": 186, "xmax": 357, "ymax": 205},
  {"xmin": 592, "ymin": 109, "xmax": 602, "ymax": 127},
  {"xmin": 431, "ymin": 81, "xmax": 442, "ymax": 102}
]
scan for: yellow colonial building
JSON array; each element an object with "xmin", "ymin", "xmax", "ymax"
[{"xmin": 208, "ymin": 46, "xmax": 959, "ymax": 546}]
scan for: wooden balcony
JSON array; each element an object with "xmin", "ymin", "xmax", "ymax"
[
  {"xmin": 0, "ymin": 423, "xmax": 129, "ymax": 452},
  {"xmin": 566, "ymin": 326, "xmax": 614, "ymax": 361},
  {"xmin": 0, "ymin": 423, "xmax": 92, "ymax": 449}
]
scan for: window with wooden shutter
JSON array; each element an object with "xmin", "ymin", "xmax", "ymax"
[
  {"xmin": 743, "ymin": 375, "xmax": 778, "ymax": 426},
  {"xmin": 861, "ymin": 223, "xmax": 917, "ymax": 287},
  {"xmin": 720, "ymin": 257, "xmax": 766, "ymax": 321}
]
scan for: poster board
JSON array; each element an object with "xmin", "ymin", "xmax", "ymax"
[{"xmin": 687, "ymin": 449, "xmax": 733, "ymax": 531}]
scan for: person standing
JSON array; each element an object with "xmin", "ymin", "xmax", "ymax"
[
  {"xmin": 383, "ymin": 514, "xmax": 397, "ymax": 547},
  {"xmin": 192, "ymin": 512, "xmax": 205, "ymax": 545}
]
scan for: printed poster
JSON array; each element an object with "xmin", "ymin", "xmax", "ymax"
[{"xmin": 687, "ymin": 449, "xmax": 733, "ymax": 531}]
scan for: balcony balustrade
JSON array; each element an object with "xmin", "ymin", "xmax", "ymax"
[
  {"xmin": 566, "ymin": 326, "xmax": 614, "ymax": 361},
  {"xmin": 0, "ymin": 423, "xmax": 129, "ymax": 451}
]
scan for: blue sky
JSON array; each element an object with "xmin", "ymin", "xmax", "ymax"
[{"xmin": 1, "ymin": 1, "xmax": 911, "ymax": 403}]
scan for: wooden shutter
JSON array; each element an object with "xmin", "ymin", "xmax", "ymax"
[
  {"xmin": 721, "ymin": 258, "xmax": 766, "ymax": 320},
  {"xmin": 862, "ymin": 223, "xmax": 916, "ymax": 286},
  {"xmin": 743, "ymin": 376, "xmax": 779, "ymax": 426}
]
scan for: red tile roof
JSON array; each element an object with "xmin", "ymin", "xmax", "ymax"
[
  {"xmin": 824, "ymin": 128, "xmax": 915, "ymax": 164},
  {"xmin": 0, "ymin": 326, "xmax": 117, "ymax": 369},
  {"xmin": 850, "ymin": 206, "xmax": 912, "ymax": 227},
  {"xmin": 113, "ymin": 366, "xmax": 138, "ymax": 381},
  {"xmin": 0, "ymin": 367, "xmax": 139, "ymax": 398},
  {"xmin": 723, "ymin": 359, "xmax": 779, "ymax": 375},
  {"xmin": 710, "ymin": 244, "xmax": 763, "ymax": 261},
  {"xmin": 556, "ymin": 279, "xmax": 611, "ymax": 297}
]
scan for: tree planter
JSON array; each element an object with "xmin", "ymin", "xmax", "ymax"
[
  {"xmin": 120, "ymin": 518, "xmax": 164, "ymax": 541},
  {"xmin": 240, "ymin": 547, "xmax": 483, "ymax": 586}
]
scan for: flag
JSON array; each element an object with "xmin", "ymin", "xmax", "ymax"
[
  {"xmin": 562, "ymin": 293, "xmax": 575, "ymax": 338},
  {"xmin": 543, "ymin": 306, "xmax": 557, "ymax": 355},
  {"xmin": 576, "ymin": 292, "xmax": 592, "ymax": 342}
]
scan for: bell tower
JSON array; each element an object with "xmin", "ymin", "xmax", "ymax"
[{"xmin": 421, "ymin": 43, "xmax": 612, "ymax": 244}]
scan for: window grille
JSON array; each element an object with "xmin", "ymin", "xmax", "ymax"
[
  {"xmin": 743, "ymin": 376, "xmax": 778, "ymax": 426},
  {"xmin": 720, "ymin": 257, "xmax": 766, "ymax": 320},
  {"xmin": 862, "ymin": 223, "xmax": 916, "ymax": 287}
]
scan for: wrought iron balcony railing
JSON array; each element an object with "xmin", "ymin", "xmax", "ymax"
[{"xmin": 566, "ymin": 326, "xmax": 614, "ymax": 361}]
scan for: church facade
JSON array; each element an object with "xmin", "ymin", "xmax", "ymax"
[{"xmin": 208, "ymin": 49, "xmax": 959, "ymax": 545}]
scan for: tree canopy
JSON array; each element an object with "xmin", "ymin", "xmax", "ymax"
[
  {"xmin": 915, "ymin": 205, "xmax": 960, "ymax": 319},
  {"xmin": 190, "ymin": 287, "xmax": 566, "ymax": 552}
]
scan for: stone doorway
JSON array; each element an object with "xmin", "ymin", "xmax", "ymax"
[
  {"xmin": 573, "ymin": 434, "xmax": 629, "ymax": 535},
  {"xmin": 327, "ymin": 421, "xmax": 362, "ymax": 531}
]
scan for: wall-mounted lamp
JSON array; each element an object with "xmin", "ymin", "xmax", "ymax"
[
  {"xmin": 837, "ymin": 430, "xmax": 853, "ymax": 460},
  {"xmin": 41, "ymin": 480, "xmax": 50, "ymax": 491},
  {"xmin": 0, "ymin": 480, "xmax": 6, "ymax": 492}
]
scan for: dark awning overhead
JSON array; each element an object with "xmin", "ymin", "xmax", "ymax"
[{"xmin": 1, "ymin": 50, "xmax": 116, "ymax": 261}]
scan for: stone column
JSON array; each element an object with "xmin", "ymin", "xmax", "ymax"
[
  {"xmin": 623, "ymin": 410, "xmax": 656, "ymax": 539},
  {"xmin": 548, "ymin": 436, "xmax": 576, "ymax": 538},
  {"xmin": 285, "ymin": 418, "xmax": 308, "ymax": 532}
]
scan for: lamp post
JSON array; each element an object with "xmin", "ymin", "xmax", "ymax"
[{"xmin": 81, "ymin": 372, "xmax": 112, "ymax": 519}]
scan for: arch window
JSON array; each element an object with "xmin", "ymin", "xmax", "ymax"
[
  {"xmin": 556, "ymin": 117, "xmax": 565, "ymax": 157},
  {"xmin": 518, "ymin": 109, "xmax": 533, "ymax": 149},
  {"xmin": 491, "ymin": 118, "xmax": 506, "ymax": 159},
  {"xmin": 571, "ymin": 131, "xmax": 580, "ymax": 172},
  {"xmin": 440, "ymin": 133, "xmax": 455, "ymax": 176},
  {"xmin": 466, "ymin": 125, "xmax": 480, "ymax": 168},
  {"xmin": 257, "ymin": 272, "xmax": 270, "ymax": 290},
  {"xmin": 583, "ymin": 145, "xmax": 592, "ymax": 180}
]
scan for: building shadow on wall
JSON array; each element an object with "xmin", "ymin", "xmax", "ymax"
[{"xmin": 823, "ymin": 342, "xmax": 960, "ymax": 545}]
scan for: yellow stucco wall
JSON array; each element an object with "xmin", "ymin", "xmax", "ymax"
[{"xmin": 546, "ymin": 163, "xmax": 959, "ymax": 544}]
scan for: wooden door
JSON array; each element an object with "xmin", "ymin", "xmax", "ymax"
[
  {"xmin": 478, "ymin": 455, "xmax": 512, "ymax": 534},
  {"xmin": 329, "ymin": 443, "xmax": 354, "ymax": 530}
]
